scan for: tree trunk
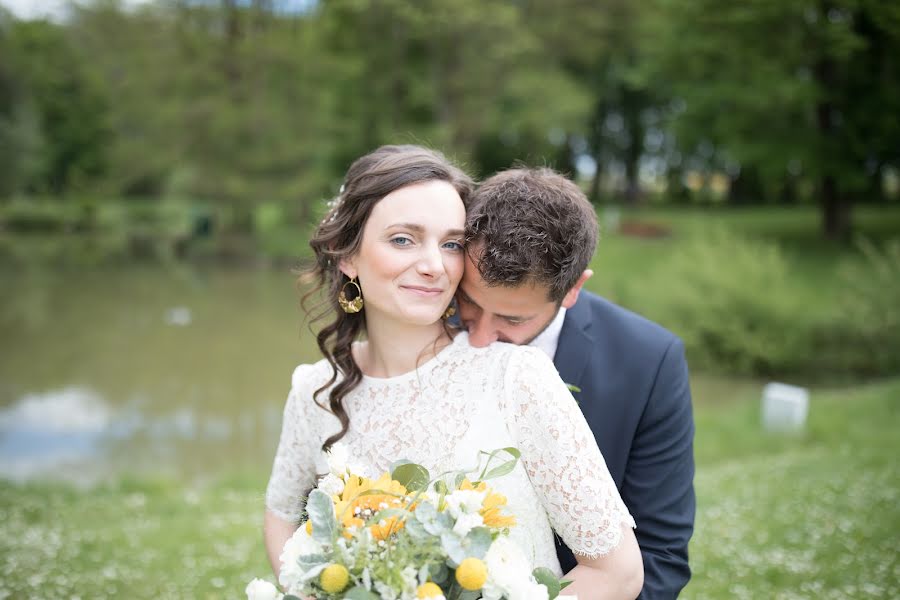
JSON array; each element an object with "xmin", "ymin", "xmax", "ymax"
[
  {"xmin": 728, "ymin": 165, "xmax": 764, "ymax": 205},
  {"xmin": 622, "ymin": 88, "xmax": 644, "ymax": 205},
  {"xmin": 588, "ymin": 149, "xmax": 603, "ymax": 204},
  {"xmin": 815, "ymin": 1, "xmax": 852, "ymax": 240},
  {"xmin": 821, "ymin": 174, "xmax": 851, "ymax": 240}
]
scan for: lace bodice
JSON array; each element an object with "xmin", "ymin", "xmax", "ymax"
[{"xmin": 265, "ymin": 332, "xmax": 635, "ymax": 574}]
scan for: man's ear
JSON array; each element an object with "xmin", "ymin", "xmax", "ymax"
[{"xmin": 560, "ymin": 269, "xmax": 593, "ymax": 309}]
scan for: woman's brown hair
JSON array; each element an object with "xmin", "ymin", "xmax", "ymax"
[{"xmin": 302, "ymin": 145, "xmax": 473, "ymax": 452}]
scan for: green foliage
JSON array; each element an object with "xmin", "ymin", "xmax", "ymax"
[
  {"xmin": 816, "ymin": 237, "xmax": 900, "ymax": 374},
  {"xmin": 622, "ymin": 227, "xmax": 807, "ymax": 375},
  {"xmin": 391, "ymin": 463, "xmax": 430, "ymax": 492},
  {"xmin": 3, "ymin": 18, "xmax": 110, "ymax": 194},
  {"xmin": 614, "ymin": 218, "xmax": 900, "ymax": 377}
]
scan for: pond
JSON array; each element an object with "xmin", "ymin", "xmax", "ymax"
[{"xmin": 0, "ymin": 265, "xmax": 323, "ymax": 484}]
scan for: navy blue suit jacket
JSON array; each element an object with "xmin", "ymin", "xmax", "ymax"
[{"xmin": 553, "ymin": 291, "xmax": 695, "ymax": 599}]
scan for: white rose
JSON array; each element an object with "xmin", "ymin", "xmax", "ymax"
[
  {"xmin": 245, "ymin": 578, "xmax": 283, "ymax": 600},
  {"xmin": 325, "ymin": 442, "xmax": 350, "ymax": 476},
  {"xmin": 452, "ymin": 512, "xmax": 485, "ymax": 537},
  {"xmin": 506, "ymin": 579, "xmax": 549, "ymax": 600},
  {"xmin": 443, "ymin": 490, "xmax": 486, "ymax": 518},
  {"xmin": 482, "ymin": 537, "xmax": 533, "ymax": 599},
  {"xmin": 317, "ymin": 473, "xmax": 345, "ymax": 496},
  {"xmin": 279, "ymin": 526, "xmax": 323, "ymax": 590}
]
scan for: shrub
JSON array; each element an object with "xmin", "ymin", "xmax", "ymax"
[
  {"xmin": 815, "ymin": 238, "xmax": 900, "ymax": 376},
  {"xmin": 621, "ymin": 227, "xmax": 810, "ymax": 375}
]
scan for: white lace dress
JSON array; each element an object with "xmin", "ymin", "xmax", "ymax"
[{"xmin": 265, "ymin": 332, "xmax": 635, "ymax": 575}]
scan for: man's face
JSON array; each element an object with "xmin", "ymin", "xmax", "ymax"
[{"xmin": 457, "ymin": 249, "xmax": 590, "ymax": 347}]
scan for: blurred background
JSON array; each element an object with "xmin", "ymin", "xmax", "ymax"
[{"xmin": 0, "ymin": 0, "xmax": 898, "ymax": 598}]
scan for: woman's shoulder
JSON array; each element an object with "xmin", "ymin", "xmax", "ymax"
[
  {"xmin": 290, "ymin": 357, "xmax": 334, "ymax": 392},
  {"xmin": 452, "ymin": 332, "xmax": 555, "ymax": 373}
]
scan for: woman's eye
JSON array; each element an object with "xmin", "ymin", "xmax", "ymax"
[
  {"xmin": 443, "ymin": 240, "xmax": 464, "ymax": 251},
  {"xmin": 390, "ymin": 236, "xmax": 412, "ymax": 247}
]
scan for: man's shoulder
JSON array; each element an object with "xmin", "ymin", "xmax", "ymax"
[{"xmin": 572, "ymin": 291, "xmax": 680, "ymax": 351}]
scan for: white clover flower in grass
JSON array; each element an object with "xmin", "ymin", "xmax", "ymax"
[
  {"xmin": 245, "ymin": 578, "xmax": 283, "ymax": 600},
  {"xmin": 452, "ymin": 512, "xmax": 484, "ymax": 537},
  {"xmin": 443, "ymin": 489, "xmax": 486, "ymax": 518}
]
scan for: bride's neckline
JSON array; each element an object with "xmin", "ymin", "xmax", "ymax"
[{"xmin": 355, "ymin": 331, "xmax": 468, "ymax": 384}]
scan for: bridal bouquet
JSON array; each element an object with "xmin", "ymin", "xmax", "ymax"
[{"xmin": 247, "ymin": 446, "xmax": 570, "ymax": 600}]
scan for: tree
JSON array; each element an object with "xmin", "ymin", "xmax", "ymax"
[
  {"xmin": 3, "ymin": 17, "xmax": 110, "ymax": 195},
  {"xmin": 642, "ymin": 0, "xmax": 900, "ymax": 239}
]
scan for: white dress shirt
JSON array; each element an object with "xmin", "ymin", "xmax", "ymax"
[{"xmin": 528, "ymin": 307, "xmax": 566, "ymax": 360}]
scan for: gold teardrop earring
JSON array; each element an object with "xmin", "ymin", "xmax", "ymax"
[
  {"xmin": 442, "ymin": 304, "xmax": 457, "ymax": 320},
  {"xmin": 338, "ymin": 277, "xmax": 364, "ymax": 314}
]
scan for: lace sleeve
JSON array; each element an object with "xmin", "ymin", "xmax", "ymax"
[
  {"xmin": 264, "ymin": 365, "xmax": 319, "ymax": 522},
  {"xmin": 501, "ymin": 347, "xmax": 635, "ymax": 558}
]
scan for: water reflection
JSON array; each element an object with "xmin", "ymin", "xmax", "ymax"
[
  {"xmin": 0, "ymin": 387, "xmax": 113, "ymax": 480},
  {"xmin": 0, "ymin": 384, "xmax": 288, "ymax": 483},
  {"xmin": 0, "ymin": 265, "xmax": 319, "ymax": 483}
]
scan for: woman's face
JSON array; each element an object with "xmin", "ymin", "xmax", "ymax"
[{"xmin": 343, "ymin": 180, "xmax": 466, "ymax": 328}]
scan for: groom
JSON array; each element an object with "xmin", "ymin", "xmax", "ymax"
[{"xmin": 459, "ymin": 168, "xmax": 695, "ymax": 599}]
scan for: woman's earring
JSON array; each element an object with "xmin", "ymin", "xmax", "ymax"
[
  {"xmin": 338, "ymin": 277, "xmax": 364, "ymax": 313},
  {"xmin": 442, "ymin": 304, "xmax": 457, "ymax": 320}
]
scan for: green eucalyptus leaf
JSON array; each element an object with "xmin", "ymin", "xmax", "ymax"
[
  {"xmin": 566, "ymin": 383, "xmax": 582, "ymax": 393},
  {"xmin": 434, "ymin": 479, "xmax": 449, "ymax": 495},
  {"xmin": 306, "ymin": 489, "xmax": 338, "ymax": 543},
  {"xmin": 297, "ymin": 552, "xmax": 327, "ymax": 571},
  {"xmin": 392, "ymin": 463, "xmax": 430, "ymax": 492},
  {"xmin": 283, "ymin": 595, "xmax": 303, "ymax": 600},
  {"xmin": 532, "ymin": 567, "xmax": 562, "ymax": 599},
  {"xmin": 463, "ymin": 527, "xmax": 492, "ymax": 559},
  {"xmin": 343, "ymin": 585, "xmax": 381, "ymax": 600},
  {"xmin": 299, "ymin": 562, "xmax": 328, "ymax": 583},
  {"xmin": 440, "ymin": 532, "xmax": 466, "ymax": 565},
  {"xmin": 481, "ymin": 447, "xmax": 521, "ymax": 481},
  {"xmin": 390, "ymin": 458, "xmax": 414, "ymax": 471},
  {"xmin": 429, "ymin": 562, "xmax": 449, "ymax": 584},
  {"xmin": 417, "ymin": 502, "xmax": 453, "ymax": 536},
  {"xmin": 405, "ymin": 515, "xmax": 430, "ymax": 540},
  {"xmin": 560, "ymin": 579, "xmax": 573, "ymax": 590}
]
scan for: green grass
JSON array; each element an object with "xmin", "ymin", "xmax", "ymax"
[
  {"xmin": 1, "ymin": 376, "xmax": 897, "ymax": 598},
  {"xmin": 685, "ymin": 376, "xmax": 900, "ymax": 599}
]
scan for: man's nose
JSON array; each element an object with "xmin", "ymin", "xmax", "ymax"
[{"xmin": 465, "ymin": 315, "xmax": 498, "ymax": 347}]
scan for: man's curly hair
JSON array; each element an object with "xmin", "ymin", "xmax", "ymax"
[{"xmin": 465, "ymin": 168, "xmax": 599, "ymax": 303}]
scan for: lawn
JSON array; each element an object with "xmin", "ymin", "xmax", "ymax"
[{"xmin": 2, "ymin": 375, "xmax": 897, "ymax": 599}]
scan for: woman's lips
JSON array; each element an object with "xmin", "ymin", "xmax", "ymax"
[{"xmin": 401, "ymin": 285, "xmax": 444, "ymax": 297}]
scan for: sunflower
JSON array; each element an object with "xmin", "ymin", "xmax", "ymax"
[
  {"xmin": 332, "ymin": 472, "xmax": 412, "ymax": 541},
  {"xmin": 459, "ymin": 479, "xmax": 516, "ymax": 529}
]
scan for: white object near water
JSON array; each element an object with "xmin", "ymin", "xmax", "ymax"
[{"xmin": 761, "ymin": 382, "xmax": 809, "ymax": 432}]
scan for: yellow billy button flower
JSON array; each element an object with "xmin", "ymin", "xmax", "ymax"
[
  {"xmin": 320, "ymin": 564, "xmax": 350, "ymax": 594},
  {"xmin": 416, "ymin": 582, "xmax": 444, "ymax": 598},
  {"xmin": 455, "ymin": 557, "xmax": 488, "ymax": 591},
  {"xmin": 304, "ymin": 520, "xmax": 313, "ymax": 535}
]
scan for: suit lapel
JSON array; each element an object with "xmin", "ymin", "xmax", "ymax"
[{"xmin": 553, "ymin": 294, "xmax": 593, "ymax": 394}]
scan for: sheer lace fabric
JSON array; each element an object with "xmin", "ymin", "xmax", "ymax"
[{"xmin": 265, "ymin": 332, "xmax": 635, "ymax": 574}]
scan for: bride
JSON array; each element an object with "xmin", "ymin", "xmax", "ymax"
[{"xmin": 263, "ymin": 145, "xmax": 643, "ymax": 599}]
